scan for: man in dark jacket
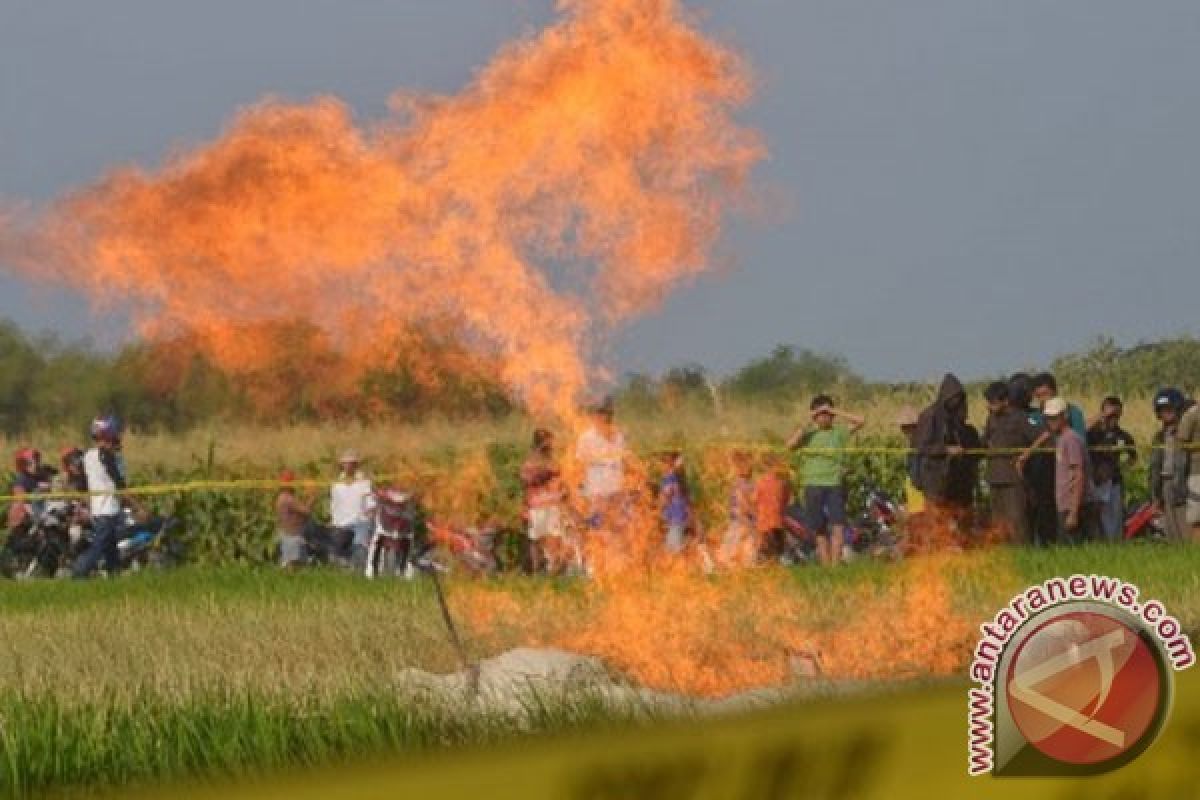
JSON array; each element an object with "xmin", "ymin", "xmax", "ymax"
[
  {"xmin": 983, "ymin": 382, "xmax": 1041, "ymax": 544},
  {"xmin": 914, "ymin": 374, "xmax": 979, "ymax": 521},
  {"xmin": 1010, "ymin": 373, "xmax": 1056, "ymax": 546}
]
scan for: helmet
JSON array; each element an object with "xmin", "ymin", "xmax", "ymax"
[
  {"xmin": 14, "ymin": 447, "xmax": 40, "ymax": 471},
  {"xmin": 90, "ymin": 414, "xmax": 123, "ymax": 442},
  {"xmin": 1153, "ymin": 388, "xmax": 1186, "ymax": 414}
]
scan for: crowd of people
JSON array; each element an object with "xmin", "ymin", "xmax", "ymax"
[
  {"xmin": 509, "ymin": 373, "xmax": 1199, "ymax": 573},
  {"xmin": 895, "ymin": 372, "xmax": 1199, "ymax": 551},
  {"xmin": 4, "ymin": 371, "xmax": 1199, "ymax": 579}
]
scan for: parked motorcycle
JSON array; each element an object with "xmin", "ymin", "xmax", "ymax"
[
  {"xmin": 1, "ymin": 501, "xmax": 76, "ymax": 579},
  {"xmin": 365, "ymin": 487, "xmax": 423, "ymax": 578},
  {"xmin": 1124, "ymin": 502, "xmax": 1168, "ymax": 543},
  {"xmin": 848, "ymin": 484, "xmax": 904, "ymax": 561}
]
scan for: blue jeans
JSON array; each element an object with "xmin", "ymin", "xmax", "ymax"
[
  {"xmin": 73, "ymin": 514, "xmax": 122, "ymax": 578},
  {"xmin": 1094, "ymin": 480, "xmax": 1125, "ymax": 541}
]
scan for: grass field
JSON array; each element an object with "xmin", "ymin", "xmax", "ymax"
[
  {"xmin": 2, "ymin": 543, "xmax": 1198, "ymax": 798},
  {"xmin": 3, "ymin": 391, "xmax": 1163, "ymax": 474},
  {"xmin": 0, "ymin": 394, "xmax": 1168, "ymax": 570}
]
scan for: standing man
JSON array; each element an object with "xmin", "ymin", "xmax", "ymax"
[
  {"xmin": 1180, "ymin": 398, "xmax": 1200, "ymax": 541},
  {"xmin": 982, "ymin": 382, "xmax": 1040, "ymax": 545},
  {"xmin": 1044, "ymin": 398, "xmax": 1092, "ymax": 545},
  {"xmin": 1013, "ymin": 374, "xmax": 1063, "ymax": 545},
  {"xmin": 1031, "ymin": 373, "xmax": 1087, "ymax": 437},
  {"xmin": 575, "ymin": 397, "xmax": 628, "ymax": 531},
  {"xmin": 787, "ymin": 395, "xmax": 866, "ymax": 566},
  {"xmin": 1151, "ymin": 389, "xmax": 1191, "ymax": 542},
  {"xmin": 331, "ymin": 450, "xmax": 373, "ymax": 570},
  {"xmin": 1086, "ymin": 397, "xmax": 1137, "ymax": 541},
  {"xmin": 73, "ymin": 415, "xmax": 129, "ymax": 578}
]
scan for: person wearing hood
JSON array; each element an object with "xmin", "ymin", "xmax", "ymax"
[{"xmin": 913, "ymin": 374, "xmax": 980, "ymax": 520}]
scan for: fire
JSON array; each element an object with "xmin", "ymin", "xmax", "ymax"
[
  {"xmin": 0, "ymin": 0, "xmax": 763, "ymax": 420},
  {"xmin": 456, "ymin": 466, "xmax": 1019, "ymax": 698}
]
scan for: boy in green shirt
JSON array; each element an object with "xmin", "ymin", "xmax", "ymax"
[{"xmin": 787, "ymin": 395, "xmax": 866, "ymax": 565}]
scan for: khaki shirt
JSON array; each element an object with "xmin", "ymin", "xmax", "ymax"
[{"xmin": 1180, "ymin": 405, "xmax": 1200, "ymax": 478}]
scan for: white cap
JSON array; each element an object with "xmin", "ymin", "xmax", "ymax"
[{"xmin": 1043, "ymin": 397, "xmax": 1068, "ymax": 418}]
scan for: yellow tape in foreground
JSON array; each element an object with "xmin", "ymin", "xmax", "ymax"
[{"xmin": 152, "ymin": 669, "xmax": 1200, "ymax": 800}]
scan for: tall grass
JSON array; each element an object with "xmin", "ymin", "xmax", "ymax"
[
  {"xmin": 0, "ymin": 687, "xmax": 642, "ymax": 799},
  {"xmin": 3, "ymin": 393, "xmax": 1162, "ymax": 474},
  {"xmin": 0, "ymin": 546, "xmax": 1197, "ymax": 798}
]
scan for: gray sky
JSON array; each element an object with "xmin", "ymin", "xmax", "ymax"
[{"xmin": 2, "ymin": 0, "xmax": 1198, "ymax": 383}]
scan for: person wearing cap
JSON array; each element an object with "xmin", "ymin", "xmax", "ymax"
[
  {"xmin": 896, "ymin": 406, "xmax": 926, "ymax": 515},
  {"xmin": 331, "ymin": 449, "xmax": 373, "ymax": 570},
  {"xmin": 1150, "ymin": 389, "xmax": 1191, "ymax": 542},
  {"xmin": 787, "ymin": 395, "xmax": 865, "ymax": 565},
  {"xmin": 7, "ymin": 447, "xmax": 44, "ymax": 533},
  {"xmin": 73, "ymin": 415, "xmax": 133, "ymax": 578},
  {"xmin": 574, "ymin": 396, "xmax": 627, "ymax": 530},
  {"xmin": 1044, "ymin": 397, "xmax": 1094, "ymax": 545},
  {"xmin": 982, "ymin": 382, "xmax": 1041, "ymax": 545}
]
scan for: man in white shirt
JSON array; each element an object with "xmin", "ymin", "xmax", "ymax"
[
  {"xmin": 73, "ymin": 415, "xmax": 129, "ymax": 578},
  {"xmin": 331, "ymin": 450, "xmax": 374, "ymax": 570},
  {"xmin": 574, "ymin": 397, "xmax": 627, "ymax": 528}
]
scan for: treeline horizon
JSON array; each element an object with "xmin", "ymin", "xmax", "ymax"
[{"xmin": 0, "ymin": 317, "xmax": 1196, "ymax": 435}]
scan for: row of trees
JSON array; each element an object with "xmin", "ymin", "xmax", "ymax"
[
  {"xmin": 0, "ymin": 317, "xmax": 1196, "ymax": 435},
  {"xmin": 0, "ymin": 319, "xmax": 513, "ymax": 435},
  {"xmin": 616, "ymin": 337, "xmax": 1200, "ymax": 413}
]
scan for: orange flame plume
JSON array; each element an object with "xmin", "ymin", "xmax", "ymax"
[{"xmin": 0, "ymin": 0, "xmax": 764, "ymax": 420}]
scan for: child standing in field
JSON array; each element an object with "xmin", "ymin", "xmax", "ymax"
[
  {"xmin": 521, "ymin": 429, "xmax": 567, "ymax": 573},
  {"xmin": 754, "ymin": 453, "xmax": 792, "ymax": 564},
  {"xmin": 787, "ymin": 396, "xmax": 865, "ymax": 566},
  {"xmin": 275, "ymin": 470, "xmax": 312, "ymax": 569},
  {"xmin": 720, "ymin": 450, "xmax": 756, "ymax": 566},
  {"xmin": 658, "ymin": 451, "xmax": 691, "ymax": 554}
]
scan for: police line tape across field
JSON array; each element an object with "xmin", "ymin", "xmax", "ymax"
[
  {"xmin": 0, "ymin": 442, "xmax": 1193, "ymax": 505},
  {"xmin": 0, "ymin": 441, "xmax": 1190, "ymax": 503},
  {"xmin": 146, "ymin": 668, "xmax": 1200, "ymax": 800}
]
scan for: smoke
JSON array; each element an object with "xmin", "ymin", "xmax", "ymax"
[{"xmin": 0, "ymin": 0, "xmax": 763, "ymax": 419}]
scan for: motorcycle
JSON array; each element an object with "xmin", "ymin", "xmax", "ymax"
[
  {"xmin": 779, "ymin": 483, "xmax": 905, "ymax": 565},
  {"xmin": 1124, "ymin": 502, "xmax": 1168, "ymax": 543},
  {"xmin": 365, "ymin": 487, "xmax": 424, "ymax": 578},
  {"xmin": 68, "ymin": 508, "xmax": 187, "ymax": 573},
  {"xmin": 1, "ymin": 500, "xmax": 77, "ymax": 579},
  {"xmin": 848, "ymin": 484, "xmax": 905, "ymax": 561},
  {"xmin": 117, "ymin": 509, "xmax": 187, "ymax": 570},
  {"xmin": 427, "ymin": 521, "xmax": 501, "ymax": 577}
]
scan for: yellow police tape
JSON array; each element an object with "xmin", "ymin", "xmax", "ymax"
[
  {"xmin": 143, "ymin": 669, "xmax": 1200, "ymax": 800},
  {"xmin": 0, "ymin": 440, "xmax": 1192, "ymax": 505}
]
